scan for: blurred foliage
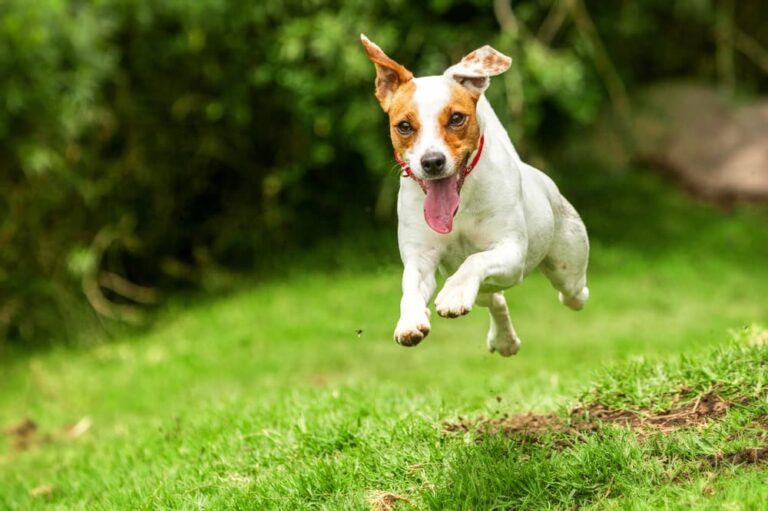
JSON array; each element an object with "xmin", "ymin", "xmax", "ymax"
[{"xmin": 0, "ymin": 0, "xmax": 766, "ymax": 342}]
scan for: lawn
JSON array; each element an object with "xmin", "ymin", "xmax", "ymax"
[{"xmin": 2, "ymin": 177, "xmax": 768, "ymax": 510}]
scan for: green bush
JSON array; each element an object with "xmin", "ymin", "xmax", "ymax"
[{"xmin": 0, "ymin": 0, "xmax": 766, "ymax": 342}]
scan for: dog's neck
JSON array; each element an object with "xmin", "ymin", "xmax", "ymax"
[
  {"xmin": 460, "ymin": 95, "xmax": 521, "ymax": 197},
  {"xmin": 475, "ymin": 95, "xmax": 519, "ymax": 160}
]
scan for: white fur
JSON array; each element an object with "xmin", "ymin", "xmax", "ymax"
[
  {"xmin": 405, "ymin": 77, "xmax": 453, "ymax": 176},
  {"xmin": 393, "ymin": 74, "xmax": 590, "ymax": 355}
]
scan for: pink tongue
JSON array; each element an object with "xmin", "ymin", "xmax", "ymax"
[{"xmin": 423, "ymin": 174, "xmax": 460, "ymax": 234}]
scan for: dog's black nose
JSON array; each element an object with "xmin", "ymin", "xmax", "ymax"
[{"xmin": 420, "ymin": 152, "xmax": 446, "ymax": 176}]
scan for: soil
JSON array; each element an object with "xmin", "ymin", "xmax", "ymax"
[
  {"xmin": 705, "ymin": 447, "xmax": 768, "ymax": 467},
  {"xmin": 569, "ymin": 391, "xmax": 733, "ymax": 432},
  {"xmin": 2, "ymin": 418, "xmax": 38, "ymax": 450},
  {"xmin": 443, "ymin": 391, "xmax": 744, "ymax": 442},
  {"xmin": 442, "ymin": 390, "xmax": 768, "ymax": 471}
]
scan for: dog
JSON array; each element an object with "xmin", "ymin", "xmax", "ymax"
[{"xmin": 361, "ymin": 35, "xmax": 590, "ymax": 356}]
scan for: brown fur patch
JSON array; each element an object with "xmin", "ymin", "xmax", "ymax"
[
  {"xmin": 463, "ymin": 50, "xmax": 480, "ymax": 63},
  {"xmin": 454, "ymin": 46, "xmax": 512, "ymax": 78},
  {"xmin": 483, "ymin": 53, "xmax": 510, "ymax": 73},
  {"xmin": 387, "ymin": 81, "xmax": 419, "ymax": 155},
  {"xmin": 438, "ymin": 83, "xmax": 481, "ymax": 167}
]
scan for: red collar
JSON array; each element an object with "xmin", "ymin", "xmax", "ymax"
[{"xmin": 393, "ymin": 134, "xmax": 485, "ymax": 192}]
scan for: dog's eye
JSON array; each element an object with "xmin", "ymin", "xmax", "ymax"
[
  {"xmin": 396, "ymin": 121, "xmax": 414, "ymax": 135},
  {"xmin": 448, "ymin": 112, "xmax": 466, "ymax": 127}
]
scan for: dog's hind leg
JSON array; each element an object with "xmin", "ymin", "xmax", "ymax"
[
  {"xmin": 541, "ymin": 198, "xmax": 590, "ymax": 311},
  {"xmin": 476, "ymin": 292, "xmax": 521, "ymax": 356}
]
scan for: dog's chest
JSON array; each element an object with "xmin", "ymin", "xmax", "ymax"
[{"xmin": 438, "ymin": 217, "xmax": 497, "ymax": 273}]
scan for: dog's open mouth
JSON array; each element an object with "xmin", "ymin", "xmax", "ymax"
[{"xmin": 423, "ymin": 173, "xmax": 461, "ymax": 234}]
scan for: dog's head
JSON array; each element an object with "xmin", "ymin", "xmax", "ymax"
[{"xmin": 361, "ymin": 34, "xmax": 511, "ymax": 234}]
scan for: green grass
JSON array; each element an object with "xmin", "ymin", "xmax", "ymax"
[{"xmin": 2, "ymin": 179, "xmax": 768, "ymax": 509}]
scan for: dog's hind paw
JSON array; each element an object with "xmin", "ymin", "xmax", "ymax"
[
  {"xmin": 559, "ymin": 286, "xmax": 589, "ymax": 311},
  {"xmin": 487, "ymin": 331, "xmax": 521, "ymax": 357},
  {"xmin": 394, "ymin": 309, "xmax": 431, "ymax": 346}
]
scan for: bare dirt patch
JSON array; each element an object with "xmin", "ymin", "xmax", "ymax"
[
  {"xmin": 443, "ymin": 411, "xmax": 579, "ymax": 439},
  {"xmin": 3, "ymin": 416, "xmax": 92, "ymax": 452},
  {"xmin": 570, "ymin": 391, "xmax": 734, "ymax": 432},
  {"xmin": 3, "ymin": 418, "xmax": 39, "ymax": 450},
  {"xmin": 705, "ymin": 446, "xmax": 768, "ymax": 468},
  {"xmin": 442, "ymin": 391, "xmax": 739, "ymax": 443}
]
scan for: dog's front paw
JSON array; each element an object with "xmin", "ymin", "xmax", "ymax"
[
  {"xmin": 435, "ymin": 277, "xmax": 479, "ymax": 318},
  {"xmin": 394, "ymin": 308, "xmax": 431, "ymax": 346}
]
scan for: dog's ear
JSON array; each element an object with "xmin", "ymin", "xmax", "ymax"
[
  {"xmin": 360, "ymin": 34, "xmax": 413, "ymax": 112},
  {"xmin": 444, "ymin": 46, "xmax": 511, "ymax": 95}
]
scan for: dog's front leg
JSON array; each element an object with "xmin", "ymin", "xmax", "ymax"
[
  {"xmin": 435, "ymin": 242, "xmax": 525, "ymax": 318},
  {"xmin": 394, "ymin": 255, "xmax": 438, "ymax": 346}
]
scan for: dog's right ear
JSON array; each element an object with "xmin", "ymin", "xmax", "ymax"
[
  {"xmin": 360, "ymin": 34, "xmax": 413, "ymax": 112},
  {"xmin": 444, "ymin": 45, "xmax": 511, "ymax": 95}
]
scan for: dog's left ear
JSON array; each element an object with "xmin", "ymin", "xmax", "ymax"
[
  {"xmin": 444, "ymin": 46, "xmax": 512, "ymax": 95},
  {"xmin": 360, "ymin": 34, "xmax": 414, "ymax": 112}
]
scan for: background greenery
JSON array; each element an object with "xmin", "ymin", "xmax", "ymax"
[{"xmin": 1, "ymin": 0, "xmax": 767, "ymax": 342}]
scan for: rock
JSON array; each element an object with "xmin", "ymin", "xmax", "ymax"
[{"xmin": 577, "ymin": 83, "xmax": 768, "ymax": 205}]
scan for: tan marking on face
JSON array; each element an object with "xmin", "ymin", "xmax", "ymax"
[
  {"xmin": 386, "ymin": 81, "xmax": 419, "ymax": 155},
  {"xmin": 438, "ymin": 83, "xmax": 481, "ymax": 167}
]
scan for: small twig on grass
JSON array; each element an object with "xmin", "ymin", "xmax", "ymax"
[
  {"xmin": 692, "ymin": 394, "xmax": 703, "ymax": 414},
  {"xmin": 603, "ymin": 474, "xmax": 615, "ymax": 499},
  {"xmin": 367, "ymin": 490, "xmax": 417, "ymax": 511}
]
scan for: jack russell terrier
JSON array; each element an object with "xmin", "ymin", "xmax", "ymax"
[{"xmin": 361, "ymin": 35, "xmax": 590, "ymax": 356}]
